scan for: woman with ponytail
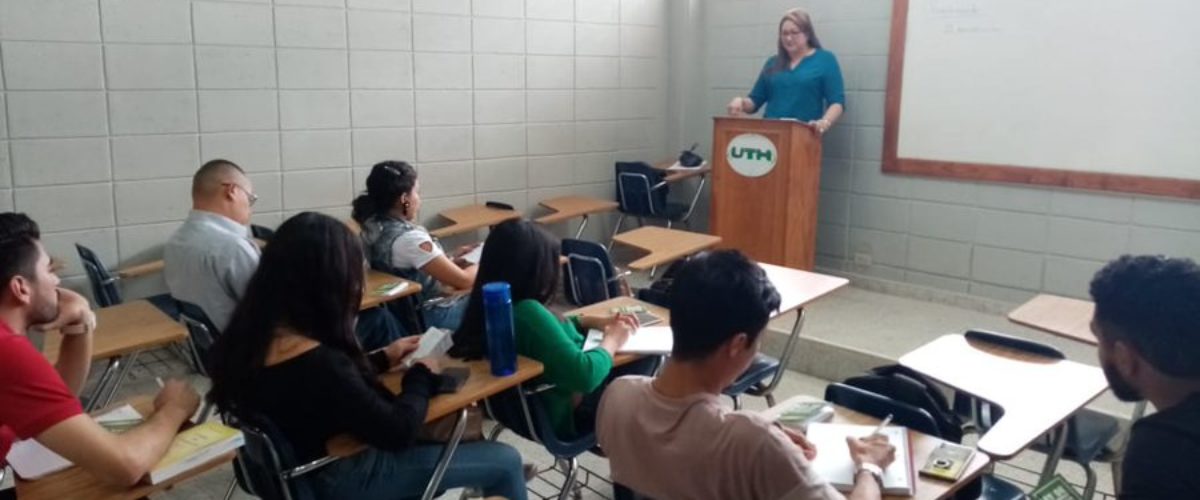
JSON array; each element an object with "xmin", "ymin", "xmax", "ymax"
[{"xmin": 352, "ymin": 161, "xmax": 476, "ymax": 331}]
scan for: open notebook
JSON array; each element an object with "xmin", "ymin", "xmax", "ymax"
[
  {"xmin": 6, "ymin": 404, "xmax": 145, "ymax": 479},
  {"xmin": 582, "ymin": 326, "xmax": 673, "ymax": 355},
  {"xmin": 804, "ymin": 422, "xmax": 914, "ymax": 496}
]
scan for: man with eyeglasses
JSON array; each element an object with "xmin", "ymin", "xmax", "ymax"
[
  {"xmin": 163, "ymin": 159, "xmax": 263, "ymax": 333},
  {"xmin": 164, "ymin": 160, "xmax": 404, "ymax": 351}
]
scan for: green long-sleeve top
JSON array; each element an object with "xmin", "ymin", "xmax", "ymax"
[{"xmin": 512, "ymin": 299, "xmax": 613, "ymax": 437}]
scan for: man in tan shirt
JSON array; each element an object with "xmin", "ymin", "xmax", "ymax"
[{"xmin": 596, "ymin": 250, "xmax": 894, "ymax": 500}]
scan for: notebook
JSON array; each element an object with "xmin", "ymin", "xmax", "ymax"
[
  {"xmin": 6, "ymin": 404, "xmax": 145, "ymax": 480},
  {"xmin": 582, "ymin": 326, "xmax": 673, "ymax": 355},
  {"xmin": 401, "ymin": 327, "xmax": 455, "ymax": 368},
  {"xmin": 804, "ymin": 422, "xmax": 914, "ymax": 496},
  {"xmin": 148, "ymin": 422, "xmax": 244, "ymax": 484},
  {"xmin": 372, "ymin": 281, "xmax": 410, "ymax": 296}
]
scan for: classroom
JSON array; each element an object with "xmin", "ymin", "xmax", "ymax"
[{"xmin": 1, "ymin": 1, "xmax": 1198, "ymax": 499}]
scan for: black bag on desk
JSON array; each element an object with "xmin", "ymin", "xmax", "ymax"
[
  {"xmin": 842, "ymin": 364, "xmax": 964, "ymax": 443},
  {"xmin": 634, "ymin": 259, "xmax": 688, "ymax": 308}
]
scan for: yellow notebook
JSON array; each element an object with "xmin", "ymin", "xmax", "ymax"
[{"xmin": 148, "ymin": 422, "xmax": 244, "ymax": 484}]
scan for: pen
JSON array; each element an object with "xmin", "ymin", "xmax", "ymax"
[{"xmin": 871, "ymin": 414, "xmax": 893, "ymax": 436}]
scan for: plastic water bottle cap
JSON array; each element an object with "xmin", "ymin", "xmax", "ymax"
[{"xmin": 482, "ymin": 282, "xmax": 511, "ymax": 305}]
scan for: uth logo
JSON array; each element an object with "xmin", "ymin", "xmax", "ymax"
[
  {"xmin": 729, "ymin": 147, "xmax": 773, "ymax": 162},
  {"xmin": 726, "ymin": 133, "xmax": 777, "ymax": 177}
]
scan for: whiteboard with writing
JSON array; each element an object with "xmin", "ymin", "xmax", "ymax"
[{"xmin": 896, "ymin": 0, "xmax": 1200, "ymax": 181}]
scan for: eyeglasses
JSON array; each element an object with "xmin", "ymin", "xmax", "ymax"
[{"xmin": 223, "ymin": 183, "xmax": 259, "ymax": 207}]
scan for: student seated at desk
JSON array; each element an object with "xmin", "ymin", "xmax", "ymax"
[
  {"xmin": 165, "ymin": 159, "xmax": 401, "ymax": 350},
  {"xmin": 451, "ymin": 220, "xmax": 658, "ymax": 438},
  {"xmin": 597, "ymin": 250, "xmax": 895, "ymax": 500},
  {"xmin": 353, "ymin": 161, "xmax": 477, "ymax": 331},
  {"xmin": 1089, "ymin": 255, "xmax": 1200, "ymax": 499},
  {"xmin": 206, "ymin": 212, "xmax": 526, "ymax": 500},
  {"xmin": 0, "ymin": 213, "xmax": 202, "ymax": 490}
]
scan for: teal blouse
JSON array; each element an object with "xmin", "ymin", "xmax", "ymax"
[{"xmin": 748, "ymin": 50, "xmax": 846, "ymax": 121}]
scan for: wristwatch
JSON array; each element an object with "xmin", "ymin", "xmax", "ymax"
[{"xmin": 856, "ymin": 463, "xmax": 884, "ymax": 488}]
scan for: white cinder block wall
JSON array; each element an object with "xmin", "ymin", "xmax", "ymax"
[
  {"xmin": 0, "ymin": 0, "xmax": 670, "ymax": 299},
  {"xmin": 699, "ymin": 0, "xmax": 1200, "ymax": 302}
]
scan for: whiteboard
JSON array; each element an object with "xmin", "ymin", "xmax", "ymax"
[{"xmin": 889, "ymin": 0, "xmax": 1200, "ymax": 196}]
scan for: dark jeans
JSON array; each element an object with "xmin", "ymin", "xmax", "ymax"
[
  {"xmin": 354, "ymin": 307, "xmax": 405, "ymax": 351},
  {"xmin": 309, "ymin": 441, "xmax": 527, "ymax": 500},
  {"xmin": 573, "ymin": 355, "xmax": 661, "ymax": 434}
]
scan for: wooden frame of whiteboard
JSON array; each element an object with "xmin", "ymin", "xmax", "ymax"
[{"xmin": 882, "ymin": 0, "xmax": 1200, "ymax": 200}]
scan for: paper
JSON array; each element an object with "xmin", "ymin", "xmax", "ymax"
[
  {"xmin": 461, "ymin": 244, "xmax": 484, "ymax": 265},
  {"xmin": 402, "ymin": 327, "xmax": 455, "ymax": 368},
  {"xmin": 804, "ymin": 422, "xmax": 914, "ymax": 496},
  {"xmin": 7, "ymin": 404, "xmax": 144, "ymax": 480},
  {"xmin": 582, "ymin": 326, "xmax": 673, "ymax": 355},
  {"xmin": 373, "ymin": 281, "xmax": 409, "ymax": 296}
]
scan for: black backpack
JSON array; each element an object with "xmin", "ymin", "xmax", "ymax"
[{"xmin": 842, "ymin": 364, "xmax": 965, "ymax": 443}]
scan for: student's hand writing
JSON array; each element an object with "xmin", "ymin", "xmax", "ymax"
[
  {"xmin": 153, "ymin": 379, "xmax": 201, "ymax": 419},
  {"xmin": 384, "ymin": 336, "xmax": 422, "ymax": 366},
  {"xmin": 847, "ymin": 434, "xmax": 895, "ymax": 469},
  {"xmin": 599, "ymin": 320, "xmax": 635, "ymax": 353},
  {"xmin": 779, "ymin": 425, "xmax": 818, "ymax": 461},
  {"xmin": 609, "ymin": 312, "xmax": 639, "ymax": 331},
  {"xmin": 32, "ymin": 288, "xmax": 96, "ymax": 335}
]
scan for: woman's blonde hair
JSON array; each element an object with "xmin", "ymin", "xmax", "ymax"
[{"xmin": 770, "ymin": 8, "xmax": 822, "ymax": 75}]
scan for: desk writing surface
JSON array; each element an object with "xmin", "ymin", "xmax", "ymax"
[
  {"xmin": 326, "ymin": 356, "xmax": 544, "ymax": 457},
  {"xmin": 612, "ymin": 226, "xmax": 721, "ymax": 271},
  {"xmin": 428, "ymin": 204, "xmax": 522, "ymax": 239},
  {"xmin": 652, "ymin": 159, "xmax": 712, "ymax": 183},
  {"xmin": 42, "ymin": 300, "xmax": 188, "ymax": 363},
  {"xmin": 14, "ymin": 397, "xmax": 237, "ymax": 500},
  {"xmin": 1008, "ymin": 294, "xmax": 1097, "ymax": 345},
  {"xmin": 534, "ymin": 196, "xmax": 619, "ymax": 225},
  {"xmin": 767, "ymin": 395, "xmax": 991, "ymax": 500},
  {"xmin": 360, "ymin": 270, "xmax": 422, "ymax": 310},
  {"xmin": 899, "ymin": 334, "xmax": 1109, "ymax": 458},
  {"xmin": 758, "ymin": 263, "xmax": 849, "ymax": 315}
]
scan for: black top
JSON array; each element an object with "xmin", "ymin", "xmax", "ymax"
[
  {"xmin": 1120, "ymin": 392, "xmax": 1200, "ymax": 499},
  {"xmin": 246, "ymin": 345, "xmax": 438, "ymax": 463}
]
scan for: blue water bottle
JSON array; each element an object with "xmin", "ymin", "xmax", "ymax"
[{"xmin": 483, "ymin": 282, "xmax": 517, "ymax": 376}]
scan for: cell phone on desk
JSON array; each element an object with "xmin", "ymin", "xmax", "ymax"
[
  {"xmin": 437, "ymin": 367, "xmax": 471, "ymax": 394},
  {"xmin": 484, "ymin": 201, "xmax": 514, "ymax": 210}
]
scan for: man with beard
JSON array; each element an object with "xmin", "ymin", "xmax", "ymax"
[
  {"xmin": 1089, "ymin": 255, "xmax": 1200, "ymax": 499},
  {"xmin": 0, "ymin": 213, "xmax": 201, "ymax": 492}
]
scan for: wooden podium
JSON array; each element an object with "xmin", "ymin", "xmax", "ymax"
[{"xmin": 710, "ymin": 116, "xmax": 822, "ymax": 270}]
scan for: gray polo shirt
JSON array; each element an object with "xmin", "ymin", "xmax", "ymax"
[{"xmin": 163, "ymin": 210, "xmax": 260, "ymax": 331}]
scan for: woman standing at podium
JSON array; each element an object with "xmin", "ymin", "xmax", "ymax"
[{"xmin": 726, "ymin": 8, "xmax": 845, "ymax": 135}]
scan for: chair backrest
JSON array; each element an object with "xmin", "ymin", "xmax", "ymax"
[
  {"xmin": 176, "ymin": 300, "xmax": 221, "ymax": 377},
  {"xmin": 562, "ymin": 238, "xmax": 621, "ymax": 306},
  {"xmin": 964, "ymin": 329, "xmax": 1066, "ymax": 359},
  {"xmin": 825, "ymin": 383, "xmax": 942, "ymax": 437},
  {"xmin": 75, "ymin": 244, "xmax": 122, "ymax": 307},
  {"xmin": 842, "ymin": 365, "xmax": 965, "ymax": 442},
  {"xmin": 614, "ymin": 162, "xmax": 668, "ymax": 217},
  {"xmin": 251, "ymin": 224, "xmax": 275, "ymax": 242},
  {"xmin": 485, "ymin": 386, "xmax": 596, "ymax": 459},
  {"xmin": 223, "ymin": 410, "xmax": 316, "ymax": 500}
]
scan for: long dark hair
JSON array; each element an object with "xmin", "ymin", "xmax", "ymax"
[
  {"xmin": 450, "ymin": 220, "xmax": 561, "ymax": 359},
  {"xmin": 207, "ymin": 212, "xmax": 374, "ymax": 412},
  {"xmin": 351, "ymin": 161, "xmax": 418, "ymax": 225},
  {"xmin": 768, "ymin": 8, "xmax": 823, "ymax": 75}
]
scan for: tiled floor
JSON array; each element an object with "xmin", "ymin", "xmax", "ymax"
[{"xmin": 5, "ymin": 283, "xmax": 1126, "ymax": 499}]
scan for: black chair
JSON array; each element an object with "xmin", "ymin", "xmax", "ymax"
[
  {"xmin": 957, "ymin": 330, "xmax": 1120, "ymax": 499},
  {"xmin": 562, "ymin": 238, "xmax": 630, "ymax": 306},
  {"xmin": 825, "ymin": 383, "xmax": 1026, "ymax": 500},
  {"xmin": 75, "ymin": 243, "xmax": 178, "ymax": 318},
  {"xmin": 176, "ymin": 300, "xmax": 222, "ymax": 421},
  {"xmin": 251, "ymin": 224, "xmax": 275, "ymax": 242},
  {"xmin": 485, "ymin": 385, "xmax": 597, "ymax": 500},
  {"xmin": 223, "ymin": 409, "xmax": 335, "ymax": 500},
  {"xmin": 610, "ymin": 162, "xmax": 705, "ymax": 244}
]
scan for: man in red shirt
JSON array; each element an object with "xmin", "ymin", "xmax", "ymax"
[{"xmin": 0, "ymin": 213, "xmax": 200, "ymax": 488}]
